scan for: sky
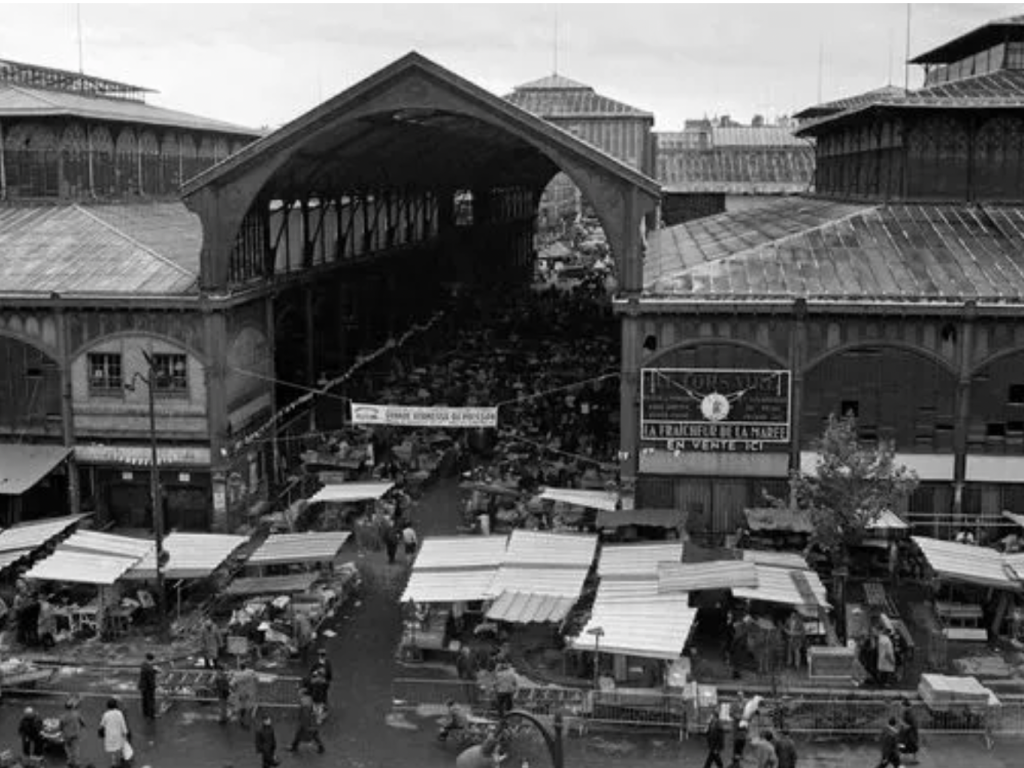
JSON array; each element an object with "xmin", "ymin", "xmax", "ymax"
[{"xmin": 0, "ymin": 2, "xmax": 1019, "ymax": 131}]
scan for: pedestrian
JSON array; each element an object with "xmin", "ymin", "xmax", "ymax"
[
  {"xmin": 731, "ymin": 719, "xmax": 749, "ymax": 768},
  {"xmin": 308, "ymin": 648, "xmax": 333, "ymax": 720},
  {"xmin": 783, "ymin": 611, "xmax": 805, "ymax": 669},
  {"xmin": 138, "ymin": 652, "xmax": 158, "ymax": 719},
  {"xmin": 899, "ymin": 698, "xmax": 919, "ymax": 765},
  {"xmin": 751, "ymin": 730, "xmax": 778, "ymax": 768},
  {"xmin": 200, "ymin": 618, "xmax": 222, "ymax": 668},
  {"xmin": 877, "ymin": 631, "xmax": 897, "ymax": 687},
  {"xmin": 98, "ymin": 698, "xmax": 130, "ymax": 767},
  {"xmin": 61, "ymin": 696, "xmax": 87, "ymax": 768},
  {"xmin": 293, "ymin": 610, "xmax": 313, "ymax": 664},
  {"xmin": 877, "ymin": 717, "xmax": 902, "ymax": 768},
  {"xmin": 493, "ymin": 661, "xmax": 518, "ymax": 720},
  {"xmin": 401, "ymin": 522, "xmax": 418, "ymax": 560},
  {"xmin": 233, "ymin": 661, "xmax": 259, "ymax": 729},
  {"xmin": 382, "ymin": 518, "xmax": 399, "ymax": 565},
  {"xmin": 255, "ymin": 712, "xmax": 279, "ymax": 768},
  {"xmin": 213, "ymin": 661, "xmax": 232, "ymax": 724},
  {"xmin": 287, "ymin": 688, "xmax": 326, "ymax": 754},
  {"xmin": 19, "ymin": 706, "xmax": 43, "ymax": 762},
  {"xmin": 774, "ymin": 728, "xmax": 798, "ymax": 768},
  {"xmin": 702, "ymin": 710, "xmax": 726, "ymax": 768}
]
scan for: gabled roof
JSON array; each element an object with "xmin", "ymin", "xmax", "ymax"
[
  {"xmin": 182, "ymin": 52, "xmax": 659, "ymax": 199},
  {"xmin": 793, "ymin": 85, "xmax": 907, "ymax": 120},
  {"xmin": 712, "ymin": 126, "xmax": 807, "ymax": 148},
  {"xmin": 0, "ymin": 82, "xmax": 259, "ymax": 137},
  {"xmin": 506, "ymin": 72, "xmax": 653, "ymax": 119},
  {"xmin": 910, "ymin": 14, "xmax": 1024, "ymax": 65},
  {"xmin": 658, "ymin": 146, "xmax": 814, "ymax": 195},
  {"xmin": 644, "ymin": 197, "xmax": 1024, "ymax": 305},
  {"xmin": 0, "ymin": 203, "xmax": 201, "ymax": 296}
]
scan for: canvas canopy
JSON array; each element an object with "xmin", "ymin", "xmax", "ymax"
[
  {"xmin": 247, "ymin": 532, "xmax": 351, "ymax": 568},
  {"xmin": 308, "ymin": 481, "xmax": 394, "ymax": 503}
]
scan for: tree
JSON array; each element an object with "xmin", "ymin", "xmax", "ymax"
[{"xmin": 785, "ymin": 414, "xmax": 919, "ymax": 558}]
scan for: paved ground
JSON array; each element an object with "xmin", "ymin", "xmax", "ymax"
[{"xmin": 1, "ymin": 477, "xmax": 1020, "ymax": 766}]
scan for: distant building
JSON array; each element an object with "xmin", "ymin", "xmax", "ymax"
[
  {"xmin": 618, "ymin": 14, "xmax": 1024, "ymax": 534},
  {"xmin": 0, "ymin": 58, "xmax": 260, "ymax": 529},
  {"xmin": 505, "ymin": 74, "xmax": 655, "ymax": 230},
  {"xmin": 655, "ymin": 123, "xmax": 815, "ymax": 225}
]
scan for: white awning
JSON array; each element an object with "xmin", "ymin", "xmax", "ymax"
[
  {"xmin": 0, "ymin": 444, "xmax": 71, "ymax": 495},
  {"xmin": 411, "ymin": 536, "xmax": 509, "ymax": 570},
  {"xmin": 127, "ymin": 532, "xmax": 248, "ymax": 580},
  {"xmin": 912, "ymin": 536, "xmax": 1021, "ymax": 591},
  {"xmin": 801, "ymin": 451, "xmax": 953, "ymax": 481},
  {"xmin": 401, "ymin": 567, "xmax": 497, "ymax": 604},
  {"xmin": 27, "ymin": 549, "xmax": 140, "ymax": 585},
  {"xmin": 503, "ymin": 530, "xmax": 598, "ymax": 568},
  {"xmin": 538, "ymin": 488, "xmax": 620, "ymax": 512},
  {"xmin": 0, "ymin": 515, "xmax": 84, "ymax": 554},
  {"xmin": 308, "ymin": 482, "xmax": 394, "ymax": 504},
  {"xmin": 740, "ymin": 550, "xmax": 810, "ymax": 570},
  {"xmin": 488, "ymin": 565, "xmax": 589, "ymax": 598},
  {"xmin": 571, "ymin": 595, "xmax": 698, "ymax": 661},
  {"xmin": 247, "ymin": 532, "xmax": 351, "ymax": 567},
  {"xmin": 60, "ymin": 531, "xmax": 154, "ymax": 559},
  {"xmin": 658, "ymin": 561, "xmax": 759, "ymax": 593},
  {"xmin": 733, "ymin": 564, "xmax": 830, "ymax": 611},
  {"xmin": 486, "ymin": 591, "xmax": 577, "ymax": 624},
  {"xmin": 598, "ymin": 542, "xmax": 684, "ymax": 579}
]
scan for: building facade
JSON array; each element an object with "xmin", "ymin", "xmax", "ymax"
[
  {"xmin": 0, "ymin": 59, "xmax": 262, "ymax": 529},
  {"xmin": 505, "ymin": 74, "xmax": 655, "ymax": 230},
  {"xmin": 617, "ymin": 15, "xmax": 1024, "ymax": 537}
]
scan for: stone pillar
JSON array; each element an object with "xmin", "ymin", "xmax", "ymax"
[
  {"xmin": 789, "ymin": 300, "xmax": 808, "ymax": 474},
  {"xmin": 265, "ymin": 294, "xmax": 280, "ymax": 485},
  {"xmin": 204, "ymin": 309, "xmax": 230, "ymax": 532},
  {"xmin": 304, "ymin": 285, "xmax": 316, "ymax": 431},
  {"xmin": 55, "ymin": 308, "xmax": 80, "ymax": 515},
  {"xmin": 620, "ymin": 312, "xmax": 641, "ymax": 484},
  {"xmin": 952, "ymin": 302, "xmax": 977, "ymax": 523}
]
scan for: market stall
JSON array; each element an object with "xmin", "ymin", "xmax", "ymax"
[
  {"xmin": 911, "ymin": 536, "xmax": 1023, "ymax": 641},
  {"xmin": 245, "ymin": 531, "xmax": 352, "ymax": 576},
  {"xmin": 399, "ymin": 535, "xmax": 509, "ymax": 659}
]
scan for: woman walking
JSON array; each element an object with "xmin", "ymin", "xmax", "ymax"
[{"xmin": 98, "ymin": 698, "xmax": 131, "ymax": 767}]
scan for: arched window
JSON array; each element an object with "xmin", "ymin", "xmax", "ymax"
[
  {"xmin": 3, "ymin": 123, "xmax": 59, "ymax": 198},
  {"xmin": 61, "ymin": 123, "xmax": 89, "ymax": 198},
  {"xmin": 90, "ymin": 125, "xmax": 115, "ymax": 196},
  {"xmin": 139, "ymin": 130, "xmax": 160, "ymax": 196},
  {"xmin": 179, "ymin": 134, "xmax": 199, "ymax": 182},
  {"xmin": 114, "ymin": 127, "xmax": 139, "ymax": 196},
  {"xmin": 160, "ymin": 132, "xmax": 181, "ymax": 192},
  {"xmin": 973, "ymin": 116, "xmax": 1024, "ymax": 201}
]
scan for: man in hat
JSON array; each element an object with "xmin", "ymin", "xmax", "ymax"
[
  {"xmin": 19, "ymin": 706, "xmax": 42, "ymax": 761},
  {"xmin": 61, "ymin": 696, "xmax": 87, "ymax": 768}
]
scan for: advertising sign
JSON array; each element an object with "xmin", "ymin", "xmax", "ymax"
[
  {"xmin": 640, "ymin": 368, "xmax": 791, "ymax": 452},
  {"xmin": 350, "ymin": 402, "xmax": 498, "ymax": 429}
]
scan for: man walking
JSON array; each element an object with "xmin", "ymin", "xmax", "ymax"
[
  {"xmin": 877, "ymin": 717, "xmax": 902, "ymax": 768},
  {"xmin": 234, "ymin": 661, "xmax": 259, "ymax": 729},
  {"xmin": 308, "ymin": 648, "xmax": 333, "ymax": 721},
  {"xmin": 255, "ymin": 712, "xmax": 279, "ymax": 768},
  {"xmin": 213, "ymin": 661, "xmax": 232, "ymax": 724},
  {"xmin": 731, "ymin": 719, "xmax": 750, "ymax": 768},
  {"xmin": 287, "ymin": 688, "xmax": 325, "ymax": 754},
  {"xmin": 138, "ymin": 653, "xmax": 158, "ymax": 720},
  {"xmin": 774, "ymin": 728, "xmax": 798, "ymax": 768},
  {"xmin": 493, "ymin": 662, "xmax": 518, "ymax": 720},
  {"xmin": 60, "ymin": 696, "xmax": 87, "ymax": 768},
  {"xmin": 401, "ymin": 522, "xmax": 418, "ymax": 561},
  {"xmin": 702, "ymin": 711, "xmax": 726, "ymax": 768}
]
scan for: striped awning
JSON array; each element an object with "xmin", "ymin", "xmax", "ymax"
[{"xmin": 486, "ymin": 591, "xmax": 577, "ymax": 624}]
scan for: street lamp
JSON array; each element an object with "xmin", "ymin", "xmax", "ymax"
[
  {"xmin": 125, "ymin": 351, "xmax": 169, "ymax": 642},
  {"xmin": 586, "ymin": 626, "xmax": 605, "ymax": 691}
]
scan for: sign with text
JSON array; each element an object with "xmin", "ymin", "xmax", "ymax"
[
  {"xmin": 350, "ymin": 402, "xmax": 498, "ymax": 429},
  {"xmin": 640, "ymin": 368, "xmax": 791, "ymax": 452}
]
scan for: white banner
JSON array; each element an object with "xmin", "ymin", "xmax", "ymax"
[{"xmin": 350, "ymin": 402, "xmax": 498, "ymax": 429}]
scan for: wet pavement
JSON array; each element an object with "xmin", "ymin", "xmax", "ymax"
[{"xmin": 2, "ymin": 478, "xmax": 1022, "ymax": 766}]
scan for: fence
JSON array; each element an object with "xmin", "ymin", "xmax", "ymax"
[
  {"xmin": 4, "ymin": 665, "xmax": 305, "ymax": 710},
  {"xmin": 391, "ymin": 677, "xmax": 1024, "ymax": 745}
]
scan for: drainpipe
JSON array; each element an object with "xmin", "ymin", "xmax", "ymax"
[{"xmin": 0, "ymin": 119, "xmax": 7, "ymax": 200}]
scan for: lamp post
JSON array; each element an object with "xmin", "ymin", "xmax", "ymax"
[
  {"xmin": 126, "ymin": 351, "xmax": 169, "ymax": 643},
  {"xmin": 586, "ymin": 626, "xmax": 605, "ymax": 691}
]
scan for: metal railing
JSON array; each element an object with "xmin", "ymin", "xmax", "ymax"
[{"xmin": 391, "ymin": 677, "xmax": 1024, "ymax": 746}]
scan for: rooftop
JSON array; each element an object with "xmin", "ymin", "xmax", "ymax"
[
  {"xmin": 793, "ymin": 85, "xmax": 908, "ymax": 120},
  {"xmin": 0, "ymin": 58, "xmax": 152, "ymax": 101},
  {"xmin": 910, "ymin": 14, "xmax": 1024, "ymax": 65},
  {"xmin": 0, "ymin": 81, "xmax": 259, "ymax": 136},
  {"xmin": 506, "ymin": 72, "xmax": 653, "ymax": 119},
  {"xmin": 0, "ymin": 202, "xmax": 201, "ymax": 297},
  {"xmin": 643, "ymin": 197, "xmax": 1024, "ymax": 305}
]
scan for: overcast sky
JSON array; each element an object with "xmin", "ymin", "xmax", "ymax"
[{"xmin": 0, "ymin": 3, "xmax": 1019, "ymax": 131}]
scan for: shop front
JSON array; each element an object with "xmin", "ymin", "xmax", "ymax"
[{"xmin": 75, "ymin": 444, "xmax": 213, "ymax": 531}]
